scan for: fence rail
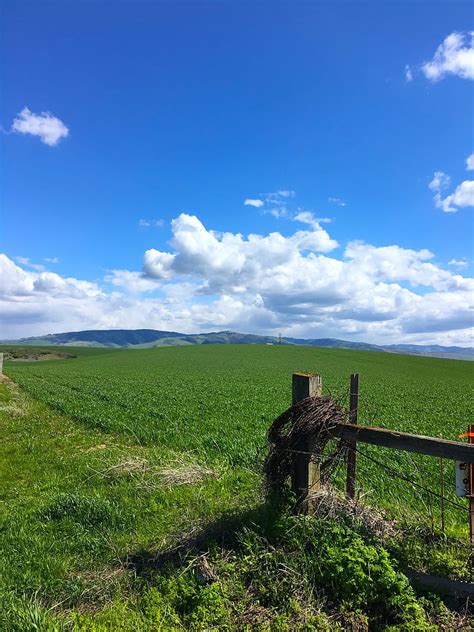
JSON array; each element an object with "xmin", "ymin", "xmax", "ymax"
[
  {"xmin": 289, "ymin": 371, "xmax": 474, "ymax": 544},
  {"xmin": 329, "ymin": 421, "xmax": 474, "ymax": 462}
]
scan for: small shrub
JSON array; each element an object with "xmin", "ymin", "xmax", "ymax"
[{"xmin": 139, "ymin": 576, "xmax": 230, "ymax": 628}]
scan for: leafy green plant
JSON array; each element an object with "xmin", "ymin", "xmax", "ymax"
[{"xmin": 239, "ymin": 516, "xmax": 431, "ymax": 628}]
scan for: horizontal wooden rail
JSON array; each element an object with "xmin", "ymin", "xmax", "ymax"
[{"xmin": 329, "ymin": 422, "xmax": 474, "ymax": 463}]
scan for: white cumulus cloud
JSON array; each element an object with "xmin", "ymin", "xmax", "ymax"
[
  {"xmin": 1, "ymin": 214, "xmax": 473, "ymax": 346},
  {"xmin": 143, "ymin": 213, "xmax": 338, "ymax": 288},
  {"xmin": 422, "ymin": 32, "xmax": 474, "ymax": 81},
  {"xmin": 438, "ymin": 180, "xmax": 474, "ymax": 213},
  {"xmin": 11, "ymin": 107, "xmax": 69, "ymax": 146},
  {"xmin": 429, "ymin": 158, "xmax": 474, "ymax": 213},
  {"xmin": 466, "ymin": 154, "xmax": 474, "ymax": 171},
  {"xmin": 105, "ymin": 270, "xmax": 161, "ymax": 293}
]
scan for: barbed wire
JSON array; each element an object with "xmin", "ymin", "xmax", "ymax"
[
  {"xmin": 353, "ymin": 444, "xmax": 469, "ymax": 515},
  {"xmin": 283, "ymin": 443, "xmax": 469, "ymax": 515}
]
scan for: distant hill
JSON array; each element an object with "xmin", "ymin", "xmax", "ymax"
[
  {"xmin": 285, "ymin": 337, "xmax": 382, "ymax": 352},
  {"xmin": 4, "ymin": 329, "xmax": 184, "ymax": 348},
  {"xmin": 285, "ymin": 337, "xmax": 474, "ymax": 359},
  {"xmin": 3, "ymin": 328, "xmax": 473, "ymax": 360}
]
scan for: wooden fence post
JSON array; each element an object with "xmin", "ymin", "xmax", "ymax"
[
  {"xmin": 291, "ymin": 372, "xmax": 322, "ymax": 512},
  {"xmin": 346, "ymin": 373, "xmax": 359, "ymax": 499}
]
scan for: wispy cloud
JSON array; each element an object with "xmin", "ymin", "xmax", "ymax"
[
  {"xmin": 266, "ymin": 190, "xmax": 295, "ymax": 202},
  {"xmin": 11, "ymin": 107, "xmax": 69, "ymax": 146},
  {"xmin": 466, "ymin": 154, "xmax": 474, "ymax": 171},
  {"xmin": 139, "ymin": 218, "xmax": 164, "ymax": 228},
  {"xmin": 448, "ymin": 259, "xmax": 468, "ymax": 268},
  {"xmin": 245, "ymin": 190, "xmax": 335, "ymax": 228},
  {"xmin": 328, "ymin": 197, "xmax": 346, "ymax": 207},
  {"xmin": 245, "ymin": 191, "xmax": 295, "ymax": 209},
  {"xmin": 44, "ymin": 257, "xmax": 59, "ymax": 264},
  {"xmin": 405, "ymin": 64, "xmax": 413, "ymax": 82},
  {"xmin": 294, "ymin": 211, "xmax": 332, "ymax": 229},
  {"xmin": 244, "ymin": 198, "xmax": 264, "ymax": 208},
  {"xmin": 267, "ymin": 208, "xmax": 289, "ymax": 219},
  {"xmin": 429, "ymin": 171, "xmax": 450, "ymax": 193},
  {"xmin": 15, "ymin": 256, "xmax": 46, "ymax": 272},
  {"xmin": 422, "ymin": 32, "xmax": 474, "ymax": 81}
]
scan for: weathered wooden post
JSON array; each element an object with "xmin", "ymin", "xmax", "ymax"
[
  {"xmin": 291, "ymin": 372, "xmax": 322, "ymax": 512},
  {"xmin": 0, "ymin": 352, "xmax": 3, "ymax": 375},
  {"xmin": 346, "ymin": 373, "xmax": 359, "ymax": 499}
]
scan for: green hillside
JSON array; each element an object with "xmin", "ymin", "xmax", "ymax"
[{"xmin": 6, "ymin": 328, "xmax": 474, "ymax": 359}]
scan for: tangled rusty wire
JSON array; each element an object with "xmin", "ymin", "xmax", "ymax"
[{"xmin": 264, "ymin": 395, "xmax": 348, "ymax": 494}]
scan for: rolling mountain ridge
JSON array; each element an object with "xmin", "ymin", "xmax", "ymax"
[{"xmin": 2, "ymin": 328, "xmax": 473, "ymax": 360}]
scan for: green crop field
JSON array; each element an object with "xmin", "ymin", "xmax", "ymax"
[{"xmin": 2, "ymin": 345, "xmax": 473, "ymax": 629}]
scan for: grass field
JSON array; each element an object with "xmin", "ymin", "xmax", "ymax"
[{"xmin": 2, "ymin": 345, "xmax": 473, "ymax": 629}]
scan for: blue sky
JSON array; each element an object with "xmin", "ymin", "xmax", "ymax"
[{"xmin": 1, "ymin": 1, "xmax": 473, "ymax": 345}]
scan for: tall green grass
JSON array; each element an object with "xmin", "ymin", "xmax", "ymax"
[
  {"xmin": 6, "ymin": 345, "xmax": 473, "ymax": 529},
  {"xmin": 2, "ymin": 345, "xmax": 473, "ymax": 628}
]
